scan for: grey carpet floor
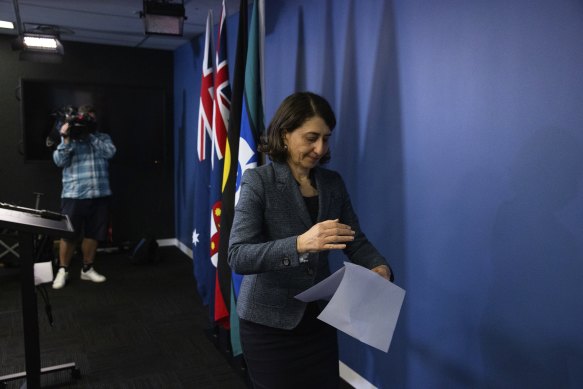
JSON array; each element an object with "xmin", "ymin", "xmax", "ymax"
[{"xmin": 0, "ymin": 245, "xmax": 248, "ymax": 389}]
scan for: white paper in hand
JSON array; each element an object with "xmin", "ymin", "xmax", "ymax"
[
  {"xmin": 295, "ymin": 262, "xmax": 405, "ymax": 352},
  {"xmin": 294, "ymin": 265, "xmax": 346, "ymax": 302}
]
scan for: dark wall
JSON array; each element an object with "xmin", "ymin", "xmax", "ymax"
[{"xmin": 0, "ymin": 35, "xmax": 174, "ymax": 243}]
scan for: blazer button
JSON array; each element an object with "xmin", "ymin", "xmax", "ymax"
[{"xmin": 282, "ymin": 257, "xmax": 290, "ymax": 266}]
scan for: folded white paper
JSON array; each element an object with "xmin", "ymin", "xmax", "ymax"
[
  {"xmin": 295, "ymin": 262, "xmax": 405, "ymax": 352},
  {"xmin": 34, "ymin": 261, "xmax": 54, "ymax": 285}
]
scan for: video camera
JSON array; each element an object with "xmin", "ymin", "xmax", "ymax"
[{"xmin": 46, "ymin": 105, "xmax": 97, "ymax": 147}]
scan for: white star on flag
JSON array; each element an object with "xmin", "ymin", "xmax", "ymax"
[
  {"xmin": 235, "ymin": 137, "xmax": 258, "ymax": 205},
  {"xmin": 192, "ymin": 229, "xmax": 200, "ymax": 246}
]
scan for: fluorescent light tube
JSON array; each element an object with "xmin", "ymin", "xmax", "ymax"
[
  {"xmin": 0, "ymin": 20, "xmax": 14, "ymax": 29},
  {"xmin": 23, "ymin": 35, "xmax": 59, "ymax": 49}
]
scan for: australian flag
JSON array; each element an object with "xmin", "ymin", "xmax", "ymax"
[{"xmin": 192, "ymin": 10, "xmax": 215, "ymax": 319}]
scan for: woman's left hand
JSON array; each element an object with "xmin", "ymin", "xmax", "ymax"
[{"xmin": 371, "ymin": 265, "xmax": 392, "ymax": 281}]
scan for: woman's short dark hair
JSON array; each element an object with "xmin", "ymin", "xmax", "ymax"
[{"xmin": 260, "ymin": 91, "xmax": 336, "ymax": 164}]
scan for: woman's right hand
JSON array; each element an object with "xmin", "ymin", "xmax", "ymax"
[{"xmin": 297, "ymin": 219, "xmax": 355, "ymax": 253}]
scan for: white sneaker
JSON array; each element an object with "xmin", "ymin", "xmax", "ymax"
[
  {"xmin": 80, "ymin": 267, "xmax": 106, "ymax": 283},
  {"xmin": 52, "ymin": 268, "xmax": 69, "ymax": 289}
]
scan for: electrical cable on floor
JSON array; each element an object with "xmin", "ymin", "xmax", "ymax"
[{"xmin": 36, "ymin": 284, "xmax": 54, "ymax": 326}]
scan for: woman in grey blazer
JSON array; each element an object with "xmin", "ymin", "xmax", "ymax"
[{"xmin": 228, "ymin": 92, "xmax": 393, "ymax": 389}]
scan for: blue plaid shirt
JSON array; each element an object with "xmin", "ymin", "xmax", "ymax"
[{"xmin": 53, "ymin": 132, "xmax": 116, "ymax": 199}]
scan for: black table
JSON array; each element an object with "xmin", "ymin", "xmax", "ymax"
[{"xmin": 0, "ymin": 203, "xmax": 79, "ymax": 389}]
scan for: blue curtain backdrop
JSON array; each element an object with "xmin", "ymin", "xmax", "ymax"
[{"xmin": 174, "ymin": 0, "xmax": 583, "ymax": 388}]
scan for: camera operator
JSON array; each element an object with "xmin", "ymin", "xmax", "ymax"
[{"xmin": 52, "ymin": 105, "xmax": 116, "ymax": 289}]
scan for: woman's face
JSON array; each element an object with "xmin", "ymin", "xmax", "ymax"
[{"xmin": 284, "ymin": 116, "xmax": 331, "ymax": 171}]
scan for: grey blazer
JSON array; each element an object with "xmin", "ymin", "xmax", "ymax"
[{"xmin": 228, "ymin": 161, "xmax": 390, "ymax": 330}]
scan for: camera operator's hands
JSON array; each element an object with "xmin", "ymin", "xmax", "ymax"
[{"xmin": 60, "ymin": 123, "xmax": 70, "ymax": 144}]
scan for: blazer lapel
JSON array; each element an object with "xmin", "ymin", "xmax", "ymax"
[{"xmin": 273, "ymin": 162, "xmax": 313, "ymax": 229}]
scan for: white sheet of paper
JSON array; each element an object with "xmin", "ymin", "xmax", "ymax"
[
  {"xmin": 295, "ymin": 262, "xmax": 405, "ymax": 352},
  {"xmin": 294, "ymin": 265, "xmax": 346, "ymax": 302},
  {"xmin": 34, "ymin": 261, "xmax": 53, "ymax": 285}
]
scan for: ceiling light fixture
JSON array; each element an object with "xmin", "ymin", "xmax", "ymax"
[
  {"xmin": 10, "ymin": 0, "xmax": 64, "ymax": 62},
  {"xmin": 0, "ymin": 20, "xmax": 15, "ymax": 29},
  {"xmin": 22, "ymin": 34, "xmax": 61, "ymax": 50},
  {"xmin": 140, "ymin": 0, "xmax": 186, "ymax": 36},
  {"xmin": 12, "ymin": 31, "xmax": 64, "ymax": 63}
]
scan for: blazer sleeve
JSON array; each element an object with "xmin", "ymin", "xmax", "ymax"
[{"xmin": 228, "ymin": 169, "xmax": 303, "ymax": 275}]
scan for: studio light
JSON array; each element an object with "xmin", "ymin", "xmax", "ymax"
[{"xmin": 141, "ymin": 0, "xmax": 186, "ymax": 36}]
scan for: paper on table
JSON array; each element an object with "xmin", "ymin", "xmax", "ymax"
[
  {"xmin": 34, "ymin": 261, "xmax": 53, "ymax": 285},
  {"xmin": 295, "ymin": 262, "xmax": 405, "ymax": 352}
]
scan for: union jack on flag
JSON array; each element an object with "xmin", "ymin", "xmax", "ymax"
[
  {"xmin": 211, "ymin": 3, "xmax": 231, "ymax": 165},
  {"xmin": 197, "ymin": 11, "xmax": 214, "ymax": 162}
]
